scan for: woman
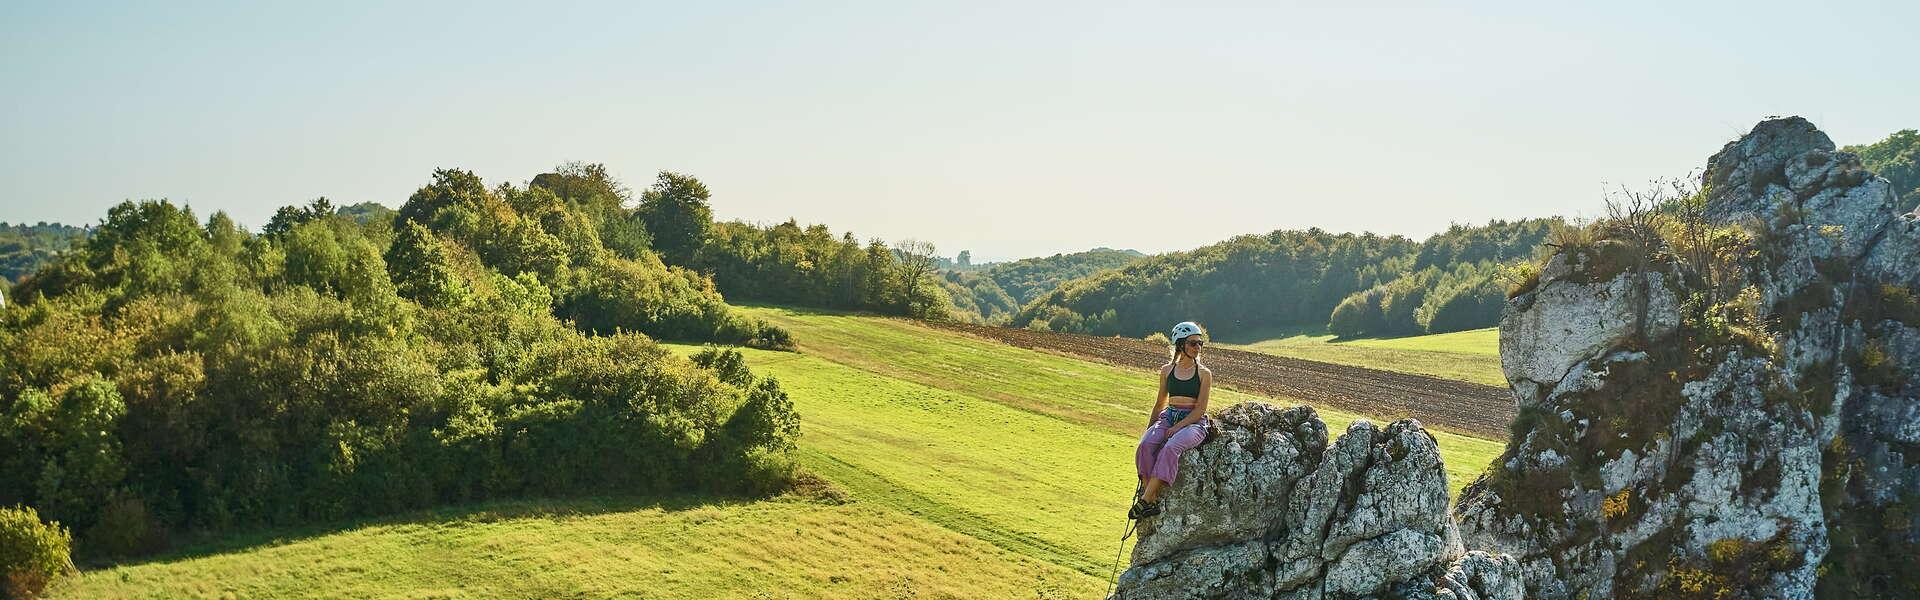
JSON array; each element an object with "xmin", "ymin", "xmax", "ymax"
[{"xmin": 1130, "ymin": 321, "xmax": 1211, "ymax": 519}]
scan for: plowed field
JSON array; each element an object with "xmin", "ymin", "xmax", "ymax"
[{"xmin": 927, "ymin": 322, "xmax": 1518, "ymax": 440}]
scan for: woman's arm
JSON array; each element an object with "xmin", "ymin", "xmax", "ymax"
[
  {"xmin": 1148, "ymin": 365, "xmax": 1170, "ymax": 428},
  {"xmin": 1170, "ymin": 369, "xmax": 1211, "ymax": 430}
]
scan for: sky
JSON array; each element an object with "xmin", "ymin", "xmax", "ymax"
[{"xmin": 2, "ymin": 1, "xmax": 1914, "ymax": 262}]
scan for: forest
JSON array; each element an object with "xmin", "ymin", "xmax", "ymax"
[
  {"xmin": 0, "ymin": 165, "xmax": 891, "ymax": 564},
  {"xmin": 0, "ymin": 223, "xmax": 88, "ymax": 286},
  {"xmin": 1844, "ymin": 128, "xmax": 1919, "ymax": 211},
  {"xmin": 939, "ymin": 248, "xmax": 1145, "ymax": 323},
  {"xmin": 1007, "ymin": 219, "xmax": 1556, "ymax": 337}
]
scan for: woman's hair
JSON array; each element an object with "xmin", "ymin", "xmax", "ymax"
[{"xmin": 1169, "ymin": 333, "xmax": 1205, "ymax": 367}]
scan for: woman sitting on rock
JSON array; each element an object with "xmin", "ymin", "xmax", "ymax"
[{"xmin": 1130, "ymin": 321, "xmax": 1212, "ymax": 519}]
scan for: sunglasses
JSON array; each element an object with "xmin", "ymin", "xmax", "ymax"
[{"xmin": 1183, "ymin": 339, "xmax": 1206, "ymax": 347}]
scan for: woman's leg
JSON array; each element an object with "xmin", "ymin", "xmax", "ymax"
[
  {"xmin": 1143, "ymin": 423, "xmax": 1208, "ymax": 502},
  {"xmin": 1135, "ymin": 421, "xmax": 1169, "ymax": 484}
]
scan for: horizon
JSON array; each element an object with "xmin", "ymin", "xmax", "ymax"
[{"xmin": 4, "ymin": 1, "xmax": 1915, "ymax": 263}]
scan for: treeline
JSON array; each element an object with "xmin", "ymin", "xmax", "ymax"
[
  {"xmin": 940, "ymin": 248, "xmax": 1145, "ymax": 323},
  {"xmin": 1844, "ymin": 129, "xmax": 1919, "ymax": 211},
  {"xmin": 0, "ymin": 165, "xmax": 800, "ymax": 564},
  {"xmin": 1010, "ymin": 220, "xmax": 1557, "ymax": 337},
  {"xmin": 980, "ymin": 248, "xmax": 1145, "ymax": 304},
  {"xmin": 0, "ymin": 222, "xmax": 89, "ymax": 286},
  {"xmin": 1011, "ymin": 229, "xmax": 1417, "ymax": 335},
  {"xmin": 1328, "ymin": 219, "xmax": 1556, "ymax": 337},
  {"xmin": 692, "ymin": 219, "xmax": 951, "ymax": 319}
]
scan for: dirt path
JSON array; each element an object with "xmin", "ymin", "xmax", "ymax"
[{"xmin": 924, "ymin": 321, "xmax": 1518, "ymax": 440}]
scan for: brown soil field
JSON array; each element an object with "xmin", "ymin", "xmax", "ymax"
[{"xmin": 926, "ymin": 321, "xmax": 1518, "ymax": 440}]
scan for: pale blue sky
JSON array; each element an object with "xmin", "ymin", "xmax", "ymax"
[{"xmin": 3, "ymin": 1, "xmax": 1914, "ymax": 261}]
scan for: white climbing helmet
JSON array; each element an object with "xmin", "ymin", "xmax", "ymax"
[{"xmin": 1170, "ymin": 321, "xmax": 1204, "ymax": 345}]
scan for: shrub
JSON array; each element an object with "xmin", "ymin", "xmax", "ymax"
[
  {"xmin": 1502, "ymin": 260, "xmax": 1542, "ymax": 298},
  {"xmin": 1420, "ymin": 272, "xmax": 1505, "ymax": 334},
  {"xmin": 0, "ymin": 505, "xmax": 72, "ymax": 599},
  {"xmin": 82, "ymin": 496, "xmax": 164, "ymax": 558},
  {"xmin": 0, "ymin": 177, "xmax": 806, "ymax": 563},
  {"xmin": 691, "ymin": 346, "xmax": 756, "ymax": 388},
  {"xmin": 1329, "ymin": 288, "xmax": 1385, "ymax": 337}
]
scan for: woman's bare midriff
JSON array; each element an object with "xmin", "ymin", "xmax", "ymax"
[{"xmin": 1168, "ymin": 397, "xmax": 1198, "ymax": 409}]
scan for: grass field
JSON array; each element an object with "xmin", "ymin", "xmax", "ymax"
[
  {"xmin": 57, "ymin": 495, "xmax": 1093, "ymax": 599},
  {"xmin": 55, "ymin": 306, "xmax": 1505, "ymax": 599},
  {"xmin": 1218, "ymin": 326, "xmax": 1504, "ymax": 386}
]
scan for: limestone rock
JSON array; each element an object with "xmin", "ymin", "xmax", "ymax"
[
  {"xmin": 1113, "ymin": 404, "xmax": 1520, "ymax": 600},
  {"xmin": 1457, "ymin": 117, "xmax": 1920, "ymax": 599}
]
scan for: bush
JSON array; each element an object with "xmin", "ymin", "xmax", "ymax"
[
  {"xmin": 691, "ymin": 346, "xmax": 756, "ymax": 387},
  {"xmin": 1329, "ymin": 288, "xmax": 1385, "ymax": 337},
  {"xmin": 0, "ymin": 185, "xmax": 804, "ymax": 562},
  {"xmin": 0, "ymin": 505, "xmax": 72, "ymax": 599},
  {"xmin": 558, "ymin": 256, "xmax": 741, "ymax": 342},
  {"xmin": 82, "ymin": 496, "xmax": 164, "ymax": 558}
]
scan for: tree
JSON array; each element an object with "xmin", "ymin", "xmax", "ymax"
[
  {"xmin": 893, "ymin": 239, "xmax": 941, "ymax": 316},
  {"xmin": 384, "ymin": 221, "xmax": 467, "ymax": 308},
  {"xmin": 1329, "ymin": 288, "xmax": 1385, "ymax": 337},
  {"xmin": 1843, "ymin": 129, "xmax": 1920, "ymax": 211},
  {"xmin": 957, "ymin": 250, "xmax": 972, "ymax": 267},
  {"xmin": 335, "ymin": 202, "xmax": 396, "ymax": 226},
  {"xmin": 395, "ymin": 169, "xmax": 489, "ymax": 229},
  {"xmin": 637, "ymin": 172, "xmax": 713, "ymax": 265},
  {"xmin": 263, "ymin": 197, "xmax": 336, "ymax": 237},
  {"xmin": 532, "ymin": 163, "xmax": 650, "ymax": 260},
  {"xmin": 530, "ymin": 162, "xmax": 630, "ymax": 209}
]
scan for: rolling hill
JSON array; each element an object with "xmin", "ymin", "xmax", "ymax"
[{"xmin": 52, "ymin": 306, "xmax": 1505, "ymax": 598}]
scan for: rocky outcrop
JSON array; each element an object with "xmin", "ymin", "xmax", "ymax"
[
  {"xmin": 1111, "ymin": 117, "xmax": 1917, "ymax": 600},
  {"xmin": 1112, "ymin": 402, "xmax": 1523, "ymax": 600},
  {"xmin": 1456, "ymin": 117, "xmax": 1920, "ymax": 599}
]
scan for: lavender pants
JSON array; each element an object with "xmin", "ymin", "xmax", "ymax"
[{"xmin": 1136, "ymin": 412, "xmax": 1207, "ymax": 484}]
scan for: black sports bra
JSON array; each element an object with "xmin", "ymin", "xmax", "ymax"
[{"xmin": 1166, "ymin": 366, "xmax": 1202, "ymax": 399}]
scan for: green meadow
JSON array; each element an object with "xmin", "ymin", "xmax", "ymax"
[
  {"xmin": 54, "ymin": 307, "xmax": 1504, "ymax": 599},
  {"xmin": 58, "ymin": 495, "xmax": 1092, "ymax": 599},
  {"xmin": 1221, "ymin": 326, "xmax": 1505, "ymax": 386}
]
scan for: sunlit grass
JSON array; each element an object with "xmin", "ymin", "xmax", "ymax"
[
  {"xmin": 55, "ymin": 495, "xmax": 1097, "ymax": 599},
  {"xmin": 733, "ymin": 306, "xmax": 1500, "ymax": 489},
  {"xmin": 703, "ymin": 307, "xmax": 1501, "ymax": 573},
  {"xmin": 1220, "ymin": 326, "xmax": 1504, "ymax": 386}
]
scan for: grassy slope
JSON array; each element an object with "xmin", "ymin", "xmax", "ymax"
[
  {"xmin": 1220, "ymin": 326, "xmax": 1505, "ymax": 386},
  {"xmin": 59, "ymin": 496, "xmax": 1092, "ymax": 599},
  {"xmin": 717, "ymin": 307, "xmax": 1500, "ymax": 573},
  {"xmin": 57, "ymin": 306, "xmax": 1504, "ymax": 598}
]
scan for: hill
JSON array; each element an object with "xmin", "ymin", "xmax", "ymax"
[
  {"xmin": 52, "ymin": 305, "xmax": 1505, "ymax": 597},
  {"xmin": 0, "ymin": 221, "xmax": 88, "ymax": 285},
  {"xmin": 940, "ymin": 247, "xmax": 1147, "ymax": 323},
  {"xmin": 54, "ymin": 494, "xmax": 1093, "ymax": 599},
  {"xmin": 1011, "ymin": 229, "xmax": 1417, "ymax": 335},
  {"xmin": 1843, "ymin": 128, "xmax": 1919, "ymax": 211},
  {"xmin": 1010, "ymin": 220, "xmax": 1559, "ymax": 338},
  {"xmin": 1221, "ymin": 326, "xmax": 1504, "ymax": 386}
]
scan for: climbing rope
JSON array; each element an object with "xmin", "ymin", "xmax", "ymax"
[{"xmin": 1103, "ymin": 517, "xmax": 1139, "ymax": 599}]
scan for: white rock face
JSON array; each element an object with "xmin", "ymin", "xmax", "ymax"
[
  {"xmin": 1456, "ymin": 117, "xmax": 1920, "ymax": 599},
  {"xmin": 1501, "ymin": 268, "xmax": 1678, "ymax": 406},
  {"xmin": 1113, "ymin": 403, "xmax": 1520, "ymax": 600}
]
